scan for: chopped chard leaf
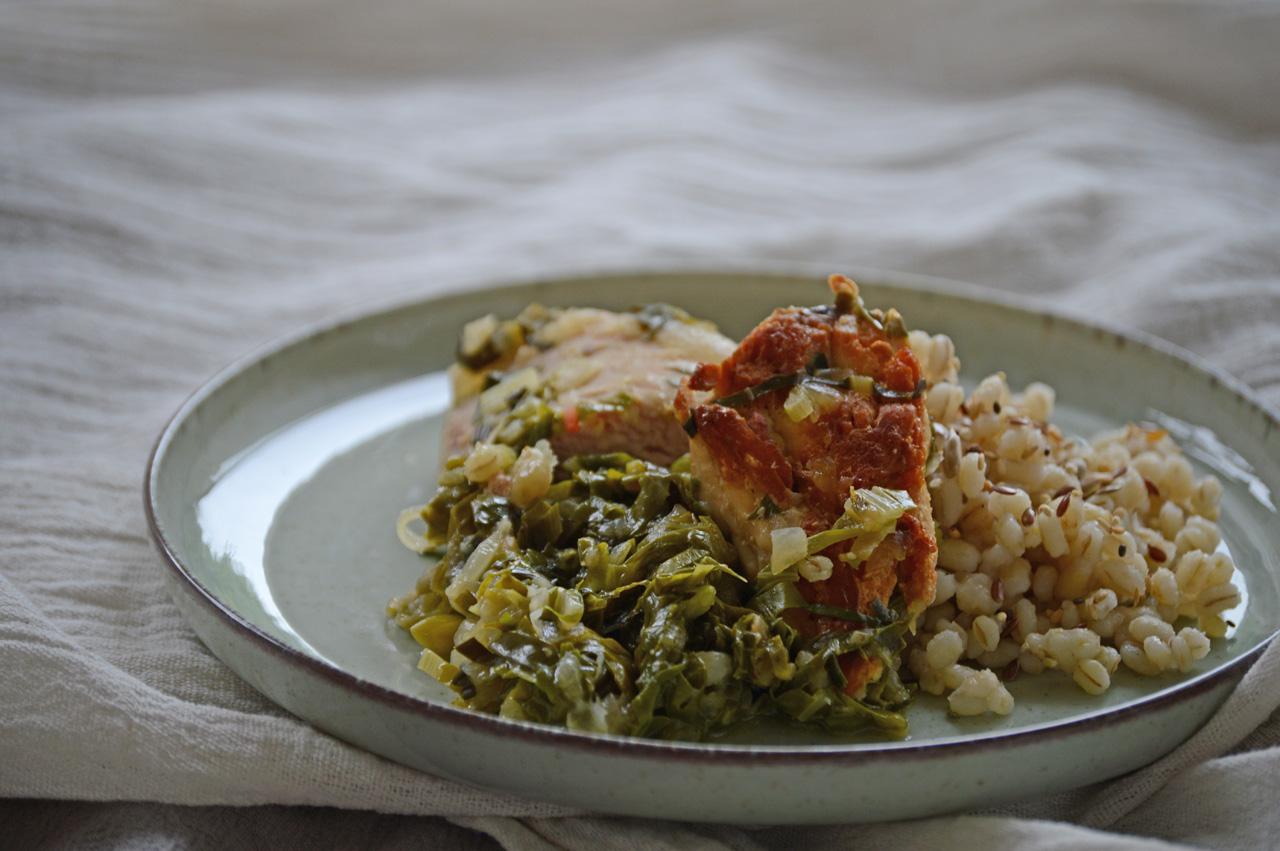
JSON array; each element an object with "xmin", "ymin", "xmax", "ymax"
[
  {"xmin": 393, "ymin": 450, "xmax": 912, "ymax": 740},
  {"xmin": 713, "ymin": 371, "xmax": 804, "ymax": 408},
  {"xmin": 748, "ymin": 495, "xmax": 782, "ymax": 519}
]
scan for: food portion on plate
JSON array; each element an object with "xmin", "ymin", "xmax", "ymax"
[
  {"xmin": 441, "ymin": 304, "xmax": 734, "ymax": 466},
  {"xmin": 908, "ymin": 344, "xmax": 1237, "ymax": 713},
  {"xmin": 389, "ymin": 276, "xmax": 1241, "ymax": 739},
  {"xmin": 674, "ymin": 274, "xmax": 937, "ymax": 702}
]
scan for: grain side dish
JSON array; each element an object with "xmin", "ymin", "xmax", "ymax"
[{"xmin": 388, "ymin": 276, "xmax": 1240, "ymax": 739}]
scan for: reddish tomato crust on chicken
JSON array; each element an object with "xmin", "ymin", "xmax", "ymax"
[{"xmin": 677, "ymin": 275, "xmax": 938, "ymax": 644}]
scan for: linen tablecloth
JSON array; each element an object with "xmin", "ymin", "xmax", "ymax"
[{"xmin": 3, "ymin": 1, "xmax": 1279, "ymax": 847}]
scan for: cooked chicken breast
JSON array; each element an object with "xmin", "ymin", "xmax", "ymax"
[
  {"xmin": 444, "ymin": 304, "xmax": 735, "ymax": 465},
  {"xmin": 676, "ymin": 275, "xmax": 937, "ymax": 636}
]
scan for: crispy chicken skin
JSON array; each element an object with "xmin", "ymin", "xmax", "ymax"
[
  {"xmin": 676, "ymin": 276, "xmax": 937, "ymax": 648},
  {"xmin": 444, "ymin": 307, "xmax": 735, "ymax": 465}
]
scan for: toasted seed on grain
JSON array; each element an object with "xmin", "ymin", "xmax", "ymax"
[
  {"xmin": 1144, "ymin": 478, "xmax": 1161, "ymax": 498},
  {"xmin": 991, "ymin": 579, "xmax": 1005, "ymax": 605},
  {"xmin": 1008, "ymin": 416, "xmax": 1029, "ymax": 426},
  {"xmin": 965, "ymin": 446, "xmax": 983, "ymax": 455},
  {"xmin": 1057, "ymin": 494, "xmax": 1071, "ymax": 517},
  {"xmin": 993, "ymin": 484, "xmax": 1017, "ymax": 495},
  {"xmin": 1021, "ymin": 508, "xmax": 1035, "ymax": 526},
  {"xmin": 1149, "ymin": 545, "xmax": 1167, "ymax": 563},
  {"xmin": 1053, "ymin": 485, "xmax": 1074, "ymax": 498}
]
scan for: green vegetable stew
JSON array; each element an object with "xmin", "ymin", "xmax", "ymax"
[{"xmin": 391, "ymin": 444, "xmax": 912, "ymax": 740}]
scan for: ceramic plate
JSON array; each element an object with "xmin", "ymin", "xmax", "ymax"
[{"xmin": 146, "ymin": 269, "xmax": 1280, "ymax": 823}]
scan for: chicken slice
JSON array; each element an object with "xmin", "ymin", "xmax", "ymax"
[
  {"xmin": 675, "ymin": 275, "xmax": 937, "ymax": 641},
  {"xmin": 444, "ymin": 304, "xmax": 735, "ymax": 465}
]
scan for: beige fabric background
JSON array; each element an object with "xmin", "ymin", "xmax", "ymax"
[{"xmin": 3, "ymin": 1, "xmax": 1279, "ymax": 848}]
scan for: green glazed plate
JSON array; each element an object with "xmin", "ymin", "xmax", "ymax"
[{"xmin": 146, "ymin": 268, "xmax": 1280, "ymax": 823}]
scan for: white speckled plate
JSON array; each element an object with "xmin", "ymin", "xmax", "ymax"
[{"xmin": 146, "ymin": 268, "xmax": 1280, "ymax": 823}]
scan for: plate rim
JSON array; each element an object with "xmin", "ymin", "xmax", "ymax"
[{"xmin": 144, "ymin": 263, "xmax": 1280, "ymax": 765}]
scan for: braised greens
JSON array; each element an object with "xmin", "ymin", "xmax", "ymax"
[{"xmin": 391, "ymin": 449, "xmax": 912, "ymax": 740}]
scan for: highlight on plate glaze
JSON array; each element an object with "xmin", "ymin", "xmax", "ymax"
[{"xmin": 196, "ymin": 372, "xmax": 452, "ymax": 660}]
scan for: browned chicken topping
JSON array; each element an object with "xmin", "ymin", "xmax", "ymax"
[{"xmin": 676, "ymin": 276, "xmax": 937, "ymax": 690}]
